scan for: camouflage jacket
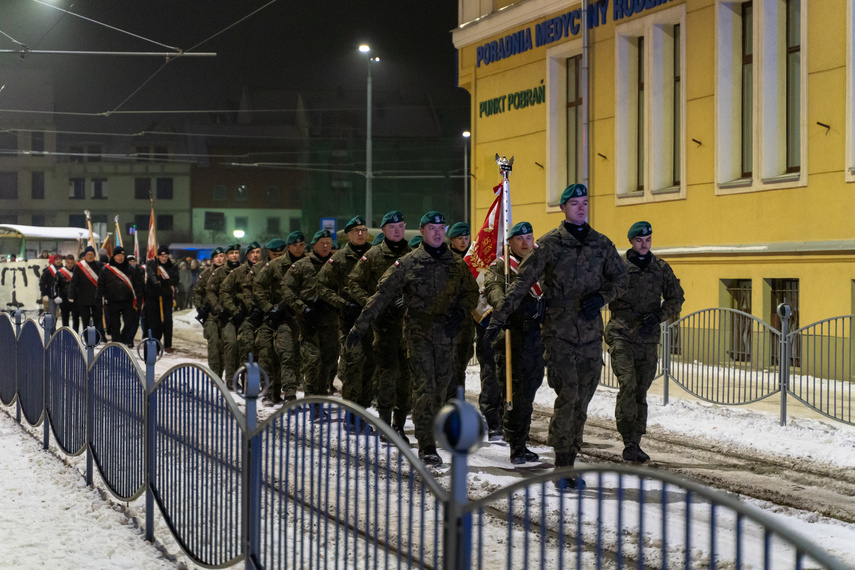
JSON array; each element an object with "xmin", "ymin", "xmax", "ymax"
[
  {"xmin": 193, "ymin": 265, "xmax": 218, "ymax": 310},
  {"xmin": 605, "ymin": 251, "xmax": 684, "ymax": 344},
  {"xmin": 281, "ymin": 251, "xmax": 329, "ymax": 314},
  {"xmin": 205, "ymin": 262, "xmax": 239, "ymax": 314},
  {"xmin": 346, "ymin": 239, "xmax": 412, "ymax": 307},
  {"xmin": 220, "ymin": 261, "xmax": 260, "ymax": 315},
  {"xmin": 352, "ymin": 244, "xmax": 479, "ymax": 334},
  {"xmin": 484, "ymin": 255, "xmax": 541, "ymax": 326},
  {"xmin": 491, "ymin": 222, "xmax": 627, "ymax": 345},
  {"xmin": 252, "ymin": 255, "xmax": 290, "ymax": 313},
  {"xmin": 317, "ymin": 242, "xmax": 371, "ymax": 310}
]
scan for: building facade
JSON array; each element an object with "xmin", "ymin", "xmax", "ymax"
[{"xmin": 454, "ymin": 0, "xmax": 853, "ymax": 327}]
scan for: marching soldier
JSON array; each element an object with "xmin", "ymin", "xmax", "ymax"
[
  {"xmin": 220, "ymin": 241, "xmax": 263, "ymax": 381},
  {"xmin": 206, "ymin": 243, "xmax": 242, "ymax": 384},
  {"xmin": 448, "ymin": 222, "xmax": 475, "ymax": 391},
  {"xmin": 486, "ymin": 184, "xmax": 627, "ymax": 490},
  {"xmin": 348, "ymin": 211, "xmax": 479, "ymax": 465},
  {"xmin": 282, "ymin": 229, "xmax": 339, "ymax": 399},
  {"xmin": 194, "ymin": 247, "xmax": 225, "ymax": 377},
  {"xmin": 253, "ymin": 239, "xmax": 299, "ymax": 405},
  {"xmin": 606, "ymin": 221, "xmax": 684, "ymax": 463},
  {"xmin": 284, "ymin": 231, "xmax": 306, "ymax": 265},
  {"xmin": 145, "ymin": 245, "xmax": 179, "ymax": 354},
  {"xmin": 318, "ymin": 216, "xmax": 374, "ymax": 405},
  {"xmin": 484, "ymin": 222, "xmax": 545, "ymax": 464},
  {"xmin": 68, "ymin": 245, "xmax": 105, "ymax": 340},
  {"xmin": 347, "ymin": 210, "xmax": 411, "ymax": 439},
  {"xmin": 97, "ymin": 246, "xmax": 144, "ymax": 348}
]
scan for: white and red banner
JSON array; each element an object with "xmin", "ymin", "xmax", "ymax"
[
  {"xmin": 105, "ymin": 264, "xmax": 137, "ymax": 308},
  {"xmin": 77, "ymin": 260, "xmax": 99, "ymax": 287},
  {"xmin": 508, "ymin": 255, "xmax": 542, "ymax": 298},
  {"xmin": 146, "ymin": 205, "xmax": 157, "ymax": 261},
  {"xmin": 133, "ymin": 226, "xmax": 140, "ymax": 261},
  {"xmin": 464, "ymin": 181, "xmax": 510, "ymax": 279}
]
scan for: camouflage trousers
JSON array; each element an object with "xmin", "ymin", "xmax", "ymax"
[
  {"xmin": 373, "ymin": 319, "xmax": 411, "ymax": 428},
  {"xmin": 339, "ymin": 319, "xmax": 376, "ymax": 407},
  {"xmin": 274, "ymin": 321, "xmax": 299, "ymax": 399},
  {"xmin": 300, "ymin": 316, "xmax": 339, "ymax": 396},
  {"xmin": 453, "ymin": 319, "xmax": 476, "ymax": 392},
  {"xmin": 543, "ymin": 335, "xmax": 603, "ymax": 454},
  {"xmin": 407, "ymin": 320, "xmax": 456, "ymax": 448},
  {"xmin": 609, "ymin": 339, "xmax": 658, "ymax": 445},
  {"xmin": 475, "ymin": 325, "xmax": 501, "ymax": 429},
  {"xmin": 203, "ymin": 317, "xmax": 224, "ymax": 379},
  {"xmin": 494, "ymin": 322, "xmax": 545, "ymax": 447},
  {"xmin": 237, "ymin": 319, "xmax": 256, "ymax": 368},
  {"xmin": 222, "ymin": 322, "xmax": 239, "ymax": 386}
]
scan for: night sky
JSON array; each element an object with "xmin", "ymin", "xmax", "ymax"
[{"xmin": 0, "ymin": 0, "xmax": 468, "ymax": 133}]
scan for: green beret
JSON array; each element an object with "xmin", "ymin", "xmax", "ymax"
[
  {"xmin": 408, "ymin": 235, "xmax": 424, "ymax": 248},
  {"xmin": 381, "ymin": 210, "xmax": 404, "ymax": 227},
  {"xmin": 448, "ymin": 222, "xmax": 470, "ymax": 238},
  {"xmin": 286, "ymin": 231, "xmax": 305, "ymax": 245},
  {"xmin": 559, "ymin": 183, "xmax": 588, "ymax": 205},
  {"xmin": 226, "ymin": 242, "xmax": 241, "ymax": 253},
  {"xmin": 372, "ymin": 233, "xmax": 385, "ymax": 246},
  {"xmin": 246, "ymin": 240, "xmax": 262, "ymax": 252},
  {"xmin": 627, "ymin": 221, "xmax": 653, "ymax": 239},
  {"xmin": 265, "ymin": 238, "xmax": 287, "ymax": 252},
  {"xmin": 211, "ymin": 247, "xmax": 225, "ymax": 256},
  {"xmin": 508, "ymin": 221, "xmax": 533, "ymax": 239},
  {"xmin": 344, "ymin": 215, "xmax": 366, "ymax": 233},
  {"xmin": 311, "ymin": 229, "xmax": 333, "ymax": 244},
  {"xmin": 419, "ymin": 210, "xmax": 446, "ymax": 227}
]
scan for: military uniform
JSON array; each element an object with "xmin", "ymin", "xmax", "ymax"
[
  {"xmin": 450, "ymin": 247, "xmax": 476, "ymax": 392},
  {"xmin": 347, "ymin": 237, "xmax": 412, "ymax": 430},
  {"xmin": 282, "ymin": 249, "xmax": 339, "ymax": 396},
  {"xmin": 318, "ymin": 239, "xmax": 374, "ymax": 404},
  {"xmin": 194, "ymin": 262, "xmax": 223, "ymax": 376},
  {"xmin": 220, "ymin": 254, "xmax": 262, "ymax": 379},
  {"xmin": 484, "ymin": 254, "xmax": 545, "ymax": 457},
  {"xmin": 350, "ymin": 240, "xmax": 479, "ymax": 455},
  {"xmin": 489, "ymin": 221, "xmax": 627, "ymax": 458},
  {"xmin": 606, "ymin": 242, "xmax": 684, "ymax": 455}
]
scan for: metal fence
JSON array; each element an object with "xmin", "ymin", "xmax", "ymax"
[{"xmin": 0, "ymin": 310, "xmax": 849, "ymax": 569}]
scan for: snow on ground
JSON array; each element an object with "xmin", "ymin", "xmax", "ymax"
[{"xmin": 2, "ymin": 310, "xmax": 855, "ymax": 567}]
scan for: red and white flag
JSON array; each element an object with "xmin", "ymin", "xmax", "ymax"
[
  {"xmin": 146, "ymin": 202, "xmax": 157, "ymax": 261},
  {"xmin": 133, "ymin": 226, "xmax": 140, "ymax": 261},
  {"xmin": 464, "ymin": 181, "xmax": 510, "ymax": 279}
]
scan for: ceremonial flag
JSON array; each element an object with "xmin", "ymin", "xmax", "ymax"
[
  {"xmin": 84, "ymin": 210, "xmax": 96, "ymax": 249},
  {"xmin": 101, "ymin": 233, "xmax": 113, "ymax": 257},
  {"xmin": 147, "ymin": 200, "xmax": 157, "ymax": 261},
  {"xmin": 114, "ymin": 215, "xmax": 123, "ymax": 249},
  {"xmin": 133, "ymin": 226, "xmax": 140, "ymax": 261},
  {"xmin": 464, "ymin": 181, "xmax": 511, "ymax": 279}
]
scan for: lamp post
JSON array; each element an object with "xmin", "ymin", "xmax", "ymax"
[
  {"xmin": 359, "ymin": 44, "xmax": 379, "ymax": 226},
  {"xmin": 462, "ymin": 131, "xmax": 471, "ymax": 225}
]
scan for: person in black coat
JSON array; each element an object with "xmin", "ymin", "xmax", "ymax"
[
  {"xmin": 68, "ymin": 245, "xmax": 105, "ymax": 341},
  {"xmin": 145, "ymin": 245, "xmax": 179, "ymax": 353},
  {"xmin": 57, "ymin": 255, "xmax": 78, "ymax": 331},
  {"xmin": 38, "ymin": 254, "xmax": 64, "ymax": 333},
  {"xmin": 97, "ymin": 247, "xmax": 144, "ymax": 348}
]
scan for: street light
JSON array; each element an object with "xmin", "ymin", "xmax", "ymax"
[
  {"xmin": 233, "ymin": 229, "xmax": 245, "ymax": 239},
  {"xmin": 359, "ymin": 44, "xmax": 379, "ymax": 226},
  {"xmin": 462, "ymin": 131, "xmax": 471, "ymax": 226}
]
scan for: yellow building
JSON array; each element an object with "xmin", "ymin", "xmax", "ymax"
[{"xmin": 454, "ymin": 0, "xmax": 853, "ymax": 329}]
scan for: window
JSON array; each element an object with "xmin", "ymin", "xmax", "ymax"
[
  {"xmin": 716, "ymin": 0, "xmax": 805, "ymax": 191},
  {"xmin": 69, "ymin": 145, "xmax": 84, "ymax": 162},
  {"xmin": 234, "ymin": 216, "xmax": 249, "ymax": 234},
  {"xmin": 0, "ymin": 132, "xmax": 16, "ymax": 152},
  {"xmin": 266, "ymin": 185, "xmax": 281, "ymax": 204},
  {"xmin": 134, "ymin": 214, "xmax": 149, "ymax": 231},
  {"xmin": 205, "ymin": 211, "xmax": 225, "ymax": 232},
  {"xmin": 267, "ymin": 217, "xmax": 281, "ymax": 235},
  {"xmin": 157, "ymin": 214, "xmax": 173, "ymax": 231},
  {"xmin": 212, "ymin": 184, "xmax": 226, "ymax": 202},
  {"xmin": 545, "ymin": 37, "xmax": 584, "ymax": 207},
  {"xmin": 156, "ymin": 177, "xmax": 174, "ymax": 200},
  {"xmin": 86, "ymin": 145, "xmax": 101, "ymax": 162},
  {"xmin": 31, "ymin": 132, "xmax": 44, "ymax": 155},
  {"xmin": 91, "ymin": 178, "xmax": 108, "ymax": 199},
  {"xmin": 154, "ymin": 146, "xmax": 169, "ymax": 161},
  {"xmin": 636, "ymin": 36, "xmax": 645, "ymax": 192},
  {"xmin": 672, "ymin": 24, "xmax": 681, "ymax": 186},
  {"xmin": 289, "ymin": 216, "xmax": 301, "ymax": 233},
  {"xmin": 31, "ymin": 172, "xmax": 44, "ymax": 199},
  {"xmin": 134, "ymin": 178, "xmax": 151, "ymax": 199},
  {"xmin": 135, "ymin": 146, "xmax": 152, "ymax": 161},
  {"xmin": 68, "ymin": 178, "xmax": 85, "ymax": 199},
  {"xmin": 0, "ymin": 214, "xmax": 16, "ymax": 224},
  {"xmin": 0, "ymin": 172, "xmax": 18, "ymax": 199},
  {"xmin": 767, "ymin": 278, "xmax": 800, "ymax": 366},
  {"xmin": 565, "ymin": 54, "xmax": 584, "ymax": 192},
  {"xmin": 69, "ymin": 214, "xmax": 86, "ymax": 228},
  {"xmin": 235, "ymin": 184, "xmax": 249, "ymax": 202},
  {"xmin": 31, "ymin": 214, "xmax": 45, "ymax": 226}
]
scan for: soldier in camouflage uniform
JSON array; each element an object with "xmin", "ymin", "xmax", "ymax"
[
  {"xmin": 348, "ymin": 211, "xmax": 479, "ymax": 465},
  {"xmin": 606, "ymin": 221, "xmax": 684, "ymax": 463},
  {"xmin": 206, "ymin": 242, "xmax": 242, "ymax": 386},
  {"xmin": 193, "ymin": 247, "xmax": 225, "ymax": 377},
  {"xmin": 487, "ymin": 185, "xmax": 627, "ymax": 490},
  {"xmin": 253, "ymin": 237, "xmax": 301, "ymax": 405},
  {"xmin": 484, "ymin": 222, "xmax": 545, "ymax": 464},
  {"xmin": 318, "ymin": 216, "xmax": 375, "ymax": 406},
  {"xmin": 448, "ymin": 222, "xmax": 476, "ymax": 393},
  {"xmin": 282, "ymin": 229, "xmax": 338, "ymax": 397},
  {"xmin": 220, "ymin": 240, "xmax": 263, "ymax": 383},
  {"xmin": 346, "ymin": 210, "xmax": 411, "ymax": 440}
]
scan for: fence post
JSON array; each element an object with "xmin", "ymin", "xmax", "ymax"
[
  {"xmin": 15, "ymin": 308, "xmax": 21, "ymax": 423},
  {"xmin": 777, "ymin": 303, "xmax": 792, "ymax": 427},
  {"xmin": 436, "ymin": 387, "xmax": 484, "ymax": 570},
  {"xmin": 144, "ymin": 335, "xmax": 157, "ymax": 543},
  {"xmin": 662, "ymin": 321, "xmax": 670, "ymax": 406},
  {"xmin": 243, "ymin": 357, "xmax": 262, "ymax": 569},
  {"xmin": 42, "ymin": 313, "xmax": 52, "ymax": 450},
  {"xmin": 84, "ymin": 320, "xmax": 97, "ymax": 487}
]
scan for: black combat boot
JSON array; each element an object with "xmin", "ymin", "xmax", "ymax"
[
  {"xmin": 524, "ymin": 447, "xmax": 539, "ymax": 462},
  {"xmin": 419, "ymin": 445, "xmax": 443, "ymax": 466},
  {"xmin": 623, "ymin": 443, "xmax": 650, "ymax": 463},
  {"xmin": 510, "ymin": 446, "xmax": 526, "ymax": 465},
  {"xmin": 554, "ymin": 451, "xmax": 586, "ymax": 492}
]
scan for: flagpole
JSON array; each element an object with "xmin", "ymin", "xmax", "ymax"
[
  {"xmin": 496, "ymin": 154, "xmax": 514, "ymax": 412},
  {"xmin": 115, "ymin": 215, "xmax": 123, "ymax": 249},
  {"xmin": 84, "ymin": 210, "xmax": 96, "ymax": 250}
]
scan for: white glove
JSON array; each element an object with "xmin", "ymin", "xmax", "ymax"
[
  {"xmin": 54, "ymin": 297, "xmax": 62, "ymax": 304},
  {"xmin": 42, "ymin": 295, "xmax": 49, "ymax": 303}
]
